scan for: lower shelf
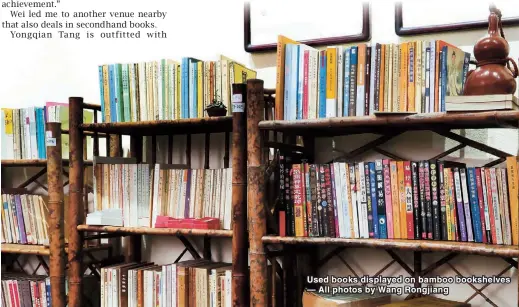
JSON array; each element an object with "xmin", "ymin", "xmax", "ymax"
[
  {"xmin": 77, "ymin": 225, "xmax": 233, "ymax": 238},
  {"xmin": 262, "ymin": 236, "xmax": 519, "ymax": 258},
  {"xmin": 1, "ymin": 243, "xmax": 112, "ymax": 255}
]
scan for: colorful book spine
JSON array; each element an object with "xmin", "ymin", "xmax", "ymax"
[
  {"xmin": 383, "ymin": 159, "xmax": 393, "ymax": 239},
  {"xmin": 348, "ymin": 47, "xmax": 358, "ymax": 116},
  {"xmin": 343, "ymin": 48, "xmax": 351, "ymax": 116},
  {"xmin": 318, "ymin": 50, "xmax": 327, "ymax": 118},
  {"xmin": 453, "ymin": 168, "xmax": 468, "ymax": 242},
  {"xmin": 375, "ymin": 160, "xmax": 387, "ymax": 239},
  {"xmin": 467, "ymin": 168, "xmax": 483, "ymax": 243},
  {"xmin": 369, "ymin": 162, "xmax": 379, "ymax": 238},
  {"xmin": 430, "ymin": 162, "xmax": 440, "ymax": 240}
]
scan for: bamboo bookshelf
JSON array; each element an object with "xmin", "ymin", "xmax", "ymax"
[
  {"xmin": 245, "ymin": 79, "xmax": 519, "ymax": 306},
  {"xmin": 66, "ymin": 87, "xmax": 275, "ymax": 307}
]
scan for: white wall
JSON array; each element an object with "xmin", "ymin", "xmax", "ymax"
[{"xmin": 1, "ymin": 0, "xmax": 519, "ymax": 306}]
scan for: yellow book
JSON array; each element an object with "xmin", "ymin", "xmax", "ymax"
[
  {"xmin": 385, "ymin": 44, "xmax": 393, "ymax": 112},
  {"xmin": 276, "ymin": 35, "xmax": 300, "ymax": 120},
  {"xmin": 197, "ymin": 61, "xmax": 203, "ymax": 118},
  {"xmin": 506, "ymin": 156, "xmax": 519, "ymax": 245},
  {"xmin": 399, "ymin": 43, "xmax": 408, "ymax": 111},
  {"xmin": 102, "ymin": 65, "xmax": 111, "ymax": 123},
  {"xmin": 326, "ymin": 47, "xmax": 337, "ymax": 116},
  {"xmin": 392, "ymin": 44, "xmax": 399, "ymax": 112},
  {"xmin": 293, "ymin": 164, "xmax": 305, "ymax": 237},
  {"xmin": 397, "ymin": 161, "xmax": 407, "ymax": 239},
  {"xmin": 407, "ymin": 42, "xmax": 416, "ymax": 112},
  {"xmin": 176, "ymin": 65, "xmax": 181, "ymax": 120},
  {"xmin": 390, "ymin": 161, "xmax": 400, "ymax": 238}
]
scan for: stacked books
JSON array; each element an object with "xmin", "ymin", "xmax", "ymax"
[
  {"xmin": 446, "ymin": 94, "xmax": 519, "ymax": 112},
  {"xmin": 1, "ymin": 194, "xmax": 49, "ymax": 245},
  {"xmin": 91, "ymin": 157, "xmax": 233, "ymax": 230},
  {"xmin": 279, "ymin": 156, "xmax": 519, "ymax": 245},
  {"xmin": 1, "ymin": 103, "xmax": 94, "ymax": 160},
  {"xmin": 101, "ymin": 260, "xmax": 232, "ymax": 307},
  {"xmin": 277, "ymin": 35, "xmax": 470, "ymax": 120},
  {"xmin": 1, "ymin": 274, "xmax": 50, "ymax": 307},
  {"xmin": 97, "ymin": 55, "xmax": 256, "ymax": 123}
]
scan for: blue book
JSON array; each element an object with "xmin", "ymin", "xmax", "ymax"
[
  {"xmin": 467, "ymin": 168, "xmax": 483, "ymax": 243},
  {"xmin": 349, "ymin": 47, "xmax": 358, "ymax": 116},
  {"xmin": 369, "ymin": 162, "xmax": 379, "ymax": 238},
  {"xmin": 318, "ymin": 50, "xmax": 327, "ymax": 118},
  {"xmin": 287, "ymin": 45, "xmax": 299, "ymax": 121},
  {"xmin": 35, "ymin": 108, "xmax": 41, "ymax": 158},
  {"xmin": 283, "ymin": 44, "xmax": 293, "ymax": 120},
  {"xmin": 440, "ymin": 46, "xmax": 448, "ymax": 112},
  {"xmin": 375, "ymin": 160, "xmax": 387, "ymax": 239},
  {"xmin": 108, "ymin": 64, "xmax": 117, "ymax": 123},
  {"xmin": 46, "ymin": 280, "xmax": 51, "ymax": 307},
  {"xmin": 462, "ymin": 52, "xmax": 470, "ymax": 87},
  {"xmin": 191, "ymin": 62, "xmax": 198, "ymax": 118},
  {"xmin": 181, "ymin": 58, "xmax": 189, "ymax": 119},
  {"xmin": 114, "ymin": 64, "xmax": 124, "ymax": 122},
  {"xmin": 98, "ymin": 66, "xmax": 105, "ymax": 122},
  {"xmin": 40, "ymin": 108, "xmax": 47, "ymax": 157},
  {"xmin": 343, "ymin": 48, "xmax": 351, "ymax": 117}
]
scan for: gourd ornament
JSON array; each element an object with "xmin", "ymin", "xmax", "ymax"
[{"xmin": 463, "ymin": 6, "xmax": 518, "ymax": 95}]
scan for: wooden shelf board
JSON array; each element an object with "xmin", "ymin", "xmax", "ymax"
[
  {"xmin": 80, "ymin": 116, "xmax": 233, "ymax": 135},
  {"xmin": 1, "ymin": 159, "xmax": 93, "ymax": 167},
  {"xmin": 258, "ymin": 111, "xmax": 519, "ymax": 136},
  {"xmin": 1, "ymin": 243, "xmax": 112, "ymax": 255},
  {"xmin": 77, "ymin": 225, "xmax": 233, "ymax": 238},
  {"xmin": 262, "ymin": 236, "xmax": 519, "ymax": 257}
]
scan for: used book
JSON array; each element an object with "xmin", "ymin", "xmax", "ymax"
[
  {"xmin": 302, "ymin": 291, "xmax": 391, "ymax": 306},
  {"xmin": 446, "ymin": 94, "xmax": 518, "ymax": 111}
]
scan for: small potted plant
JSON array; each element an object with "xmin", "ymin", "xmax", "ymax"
[{"xmin": 205, "ymin": 99, "xmax": 228, "ymax": 117}]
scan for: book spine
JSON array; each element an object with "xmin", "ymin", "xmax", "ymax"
[
  {"xmin": 364, "ymin": 45, "xmax": 372, "ymax": 115},
  {"xmin": 349, "ymin": 164, "xmax": 359, "ymax": 238},
  {"xmin": 499, "ymin": 169, "xmax": 512, "ymax": 245},
  {"xmin": 368, "ymin": 162, "xmax": 378, "ymax": 238},
  {"xmin": 411, "ymin": 162, "xmax": 421, "ymax": 239},
  {"xmin": 506, "ymin": 157, "xmax": 519, "ymax": 245},
  {"xmin": 479, "ymin": 168, "xmax": 491, "ymax": 243},
  {"xmin": 418, "ymin": 161, "xmax": 427, "ymax": 239},
  {"xmin": 325, "ymin": 47, "xmax": 337, "ymax": 118},
  {"xmin": 390, "ymin": 161, "xmax": 400, "ymax": 238},
  {"xmin": 318, "ymin": 50, "xmax": 327, "ymax": 119},
  {"xmin": 407, "ymin": 42, "xmax": 416, "ymax": 112},
  {"xmin": 279, "ymin": 155, "xmax": 286, "ymax": 236},
  {"xmin": 485, "ymin": 168, "xmax": 497, "ymax": 243},
  {"xmin": 344, "ymin": 164, "xmax": 354, "ymax": 238},
  {"xmin": 336, "ymin": 47, "xmax": 344, "ymax": 117},
  {"xmin": 397, "ymin": 161, "xmax": 407, "ymax": 239},
  {"xmin": 438, "ymin": 161, "xmax": 448, "ymax": 241},
  {"xmin": 383, "ymin": 160, "xmax": 393, "ymax": 238},
  {"xmin": 284, "ymin": 45, "xmax": 294, "ymax": 120},
  {"xmin": 315, "ymin": 165, "xmax": 323, "ymax": 236},
  {"xmin": 310, "ymin": 165, "xmax": 319, "ymax": 237},
  {"xmin": 302, "ymin": 50, "xmax": 310, "ymax": 120},
  {"xmin": 15, "ymin": 195, "xmax": 27, "ymax": 244},
  {"xmin": 324, "ymin": 165, "xmax": 336, "ymax": 237},
  {"xmin": 348, "ymin": 47, "xmax": 358, "ymax": 116},
  {"xmin": 292, "ymin": 165, "xmax": 304, "ymax": 236},
  {"xmin": 403, "ymin": 161, "xmax": 414, "ymax": 239},
  {"xmin": 453, "ymin": 168, "xmax": 468, "ymax": 242},
  {"xmin": 447, "ymin": 169, "xmax": 459, "ymax": 241},
  {"xmin": 330, "ymin": 164, "xmax": 339, "ymax": 237},
  {"xmin": 304, "ymin": 164, "xmax": 313, "ymax": 237},
  {"xmin": 356, "ymin": 44, "xmax": 366, "ymax": 116},
  {"xmin": 423, "ymin": 161, "xmax": 433, "ymax": 239},
  {"xmin": 490, "ymin": 168, "xmax": 503, "ymax": 244},
  {"xmin": 365, "ymin": 163, "xmax": 374, "ymax": 238},
  {"xmin": 440, "ymin": 46, "xmax": 448, "ymax": 112},
  {"xmin": 460, "ymin": 168, "xmax": 474, "ymax": 242},
  {"xmin": 468, "ymin": 168, "xmax": 483, "ymax": 243},
  {"xmin": 340, "ymin": 163, "xmax": 350, "ymax": 238},
  {"xmin": 343, "ymin": 48, "xmax": 351, "ymax": 116},
  {"xmin": 430, "ymin": 162, "xmax": 440, "ymax": 240},
  {"xmin": 373, "ymin": 44, "xmax": 381, "ymax": 112}
]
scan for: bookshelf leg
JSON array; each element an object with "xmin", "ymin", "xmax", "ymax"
[
  {"xmin": 247, "ymin": 79, "xmax": 268, "ymax": 306},
  {"xmin": 47, "ymin": 122, "xmax": 66, "ymax": 307},
  {"xmin": 203, "ymin": 237, "xmax": 212, "ymax": 260},
  {"xmin": 68, "ymin": 97, "xmax": 84, "ymax": 307}
]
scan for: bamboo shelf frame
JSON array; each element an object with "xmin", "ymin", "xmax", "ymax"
[
  {"xmin": 1, "ymin": 243, "xmax": 113, "ymax": 255},
  {"xmin": 66, "ymin": 87, "xmax": 270, "ymax": 307},
  {"xmin": 1, "ymin": 159, "xmax": 93, "ymax": 167},
  {"xmin": 247, "ymin": 81, "xmax": 519, "ymax": 307},
  {"xmin": 262, "ymin": 236, "xmax": 519, "ymax": 258},
  {"xmin": 77, "ymin": 225, "xmax": 233, "ymax": 237}
]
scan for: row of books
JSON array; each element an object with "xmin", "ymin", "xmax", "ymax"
[
  {"xmin": 101, "ymin": 260, "xmax": 232, "ymax": 307},
  {"xmin": 278, "ymin": 35, "xmax": 470, "ymax": 120},
  {"xmin": 91, "ymin": 157, "xmax": 233, "ymax": 230},
  {"xmin": 1, "ymin": 194, "xmax": 49, "ymax": 245},
  {"xmin": 1, "ymin": 275, "xmax": 51, "ymax": 307},
  {"xmin": 279, "ymin": 157, "xmax": 519, "ymax": 245},
  {"xmin": 1, "ymin": 103, "xmax": 94, "ymax": 160},
  {"xmin": 97, "ymin": 55, "xmax": 257, "ymax": 123}
]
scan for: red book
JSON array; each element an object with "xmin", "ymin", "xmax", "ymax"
[
  {"xmin": 485, "ymin": 168, "xmax": 497, "ymax": 244},
  {"xmin": 304, "ymin": 164, "xmax": 312, "ymax": 237},
  {"xmin": 475, "ymin": 168, "xmax": 488, "ymax": 243},
  {"xmin": 279, "ymin": 212, "xmax": 286, "ymax": 237},
  {"xmin": 301, "ymin": 164, "xmax": 309, "ymax": 237},
  {"xmin": 403, "ymin": 161, "xmax": 414, "ymax": 239},
  {"xmin": 383, "ymin": 159, "xmax": 394, "ymax": 239}
]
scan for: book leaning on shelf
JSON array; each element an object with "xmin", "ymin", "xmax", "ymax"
[
  {"xmin": 278, "ymin": 156, "xmax": 519, "ymax": 246},
  {"xmin": 276, "ymin": 35, "xmax": 470, "ymax": 120},
  {"xmin": 100, "ymin": 260, "xmax": 232, "ymax": 307},
  {"xmin": 89, "ymin": 157, "xmax": 233, "ymax": 230},
  {"xmin": 97, "ymin": 55, "xmax": 256, "ymax": 123},
  {"xmin": 1, "ymin": 103, "xmax": 94, "ymax": 160}
]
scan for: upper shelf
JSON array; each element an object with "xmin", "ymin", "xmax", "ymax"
[
  {"xmin": 77, "ymin": 225, "xmax": 233, "ymax": 238},
  {"xmin": 1, "ymin": 159, "xmax": 93, "ymax": 167},
  {"xmin": 80, "ymin": 116, "xmax": 233, "ymax": 135},
  {"xmin": 1, "ymin": 243, "xmax": 111, "ymax": 255},
  {"xmin": 258, "ymin": 111, "xmax": 519, "ymax": 136}
]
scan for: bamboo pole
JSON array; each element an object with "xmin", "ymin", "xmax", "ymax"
[
  {"xmin": 68, "ymin": 97, "xmax": 84, "ymax": 307},
  {"xmin": 232, "ymin": 83, "xmax": 248, "ymax": 306},
  {"xmin": 247, "ymin": 79, "xmax": 268, "ymax": 306},
  {"xmin": 46, "ymin": 122, "xmax": 66, "ymax": 307}
]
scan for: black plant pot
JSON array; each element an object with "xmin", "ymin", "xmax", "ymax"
[{"xmin": 206, "ymin": 107, "xmax": 227, "ymax": 117}]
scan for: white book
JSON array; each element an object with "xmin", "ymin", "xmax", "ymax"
[
  {"xmin": 333, "ymin": 163, "xmax": 344, "ymax": 237},
  {"xmin": 215, "ymin": 61, "xmax": 222, "ymax": 104},
  {"xmin": 459, "ymin": 169, "xmax": 474, "ymax": 242},
  {"xmin": 225, "ymin": 270, "xmax": 232, "ymax": 307},
  {"xmin": 446, "ymin": 99, "xmax": 518, "ymax": 111},
  {"xmin": 349, "ymin": 165, "xmax": 359, "ymax": 238},
  {"xmin": 480, "ymin": 169, "xmax": 492, "ymax": 237},
  {"xmin": 490, "ymin": 168, "xmax": 504, "ymax": 245},
  {"xmin": 358, "ymin": 162, "xmax": 369, "ymax": 238},
  {"xmin": 336, "ymin": 46, "xmax": 344, "ymax": 117},
  {"xmin": 23, "ymin": 109, "xmax": 31, "ymax": 159},
  {"xmin": 287, "ymin": 45, "xmax": 299, "ymax": 121},
  {"xmin": 369, "ymin": 45, "xmax": 377, "ymax": 115},
  {"xmin": 151, "ymin": 164, "xmax": 160, "ymax": 227},
  {"xmin": 189, "ymin": 170, "xmax": 197, "ymax": 218},
  {"xmin": 308, "ymin": 50, "xmax": 319, "ymax": 119},
  {"xmin": 153, "ymin": 61, "xmax": 159, "ymax": 120},
  {"xmin": 158, "ymin": 60, "xmax": 164, "ymax": 120},
  {"xmin": 138, "ymin": 62, "xmax": 148, "ymax": 121},
  {"xmin": 386, "ymin": 45, "xmax": 393, "ymax": 112},
  {"xmin": 415, "ymin": 41, "xmax": 423, "ymax": 113},
  {"xmin": 429, "ymin": 40, "xmax": 436, "ymax": 113},
  {"xmin": 221, "ymin": 60, "xmax": 229, "ymax": 110},
  {"xmin": 171, "ymin": 264, "xmax": 177, "ymax": 307},
  {"xmin": 204, "ymin": 61, "xmax": 210, "ymax": 109},
  {"xmin": 225, "ymin": 168, "xmax": 232, "ymax": 229},
  {"xmin": 339, "ymin": 163, "xmax": 351, "ymax": 238},
  {"xmin": 499, "ymin": 169, "xmax": 512, "ymax": 245},
  {"xmin": 129, "ymin": 63, "xmax": 138, "ymax": 122},
  {"xmin": 168, "ymin": 63, "xmax": 175, "ymax": 120}
]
